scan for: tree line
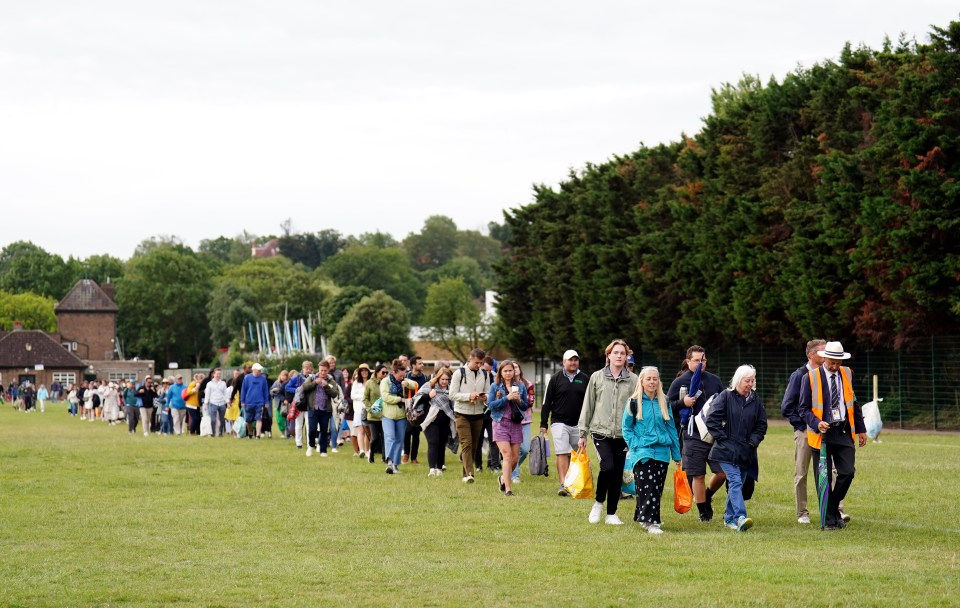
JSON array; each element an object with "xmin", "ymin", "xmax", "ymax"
[
  {"xmin": 494, "ymin": 22, "xmax": 960, "ymax": 364},
  {"xmin": 0, "ymin": 215, "xmax": 505, "ymax": 367}
]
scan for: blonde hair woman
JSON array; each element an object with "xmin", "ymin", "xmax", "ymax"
[{"xmin": 622, "ymin": 366, "xmax": 681, "ymax": 534}]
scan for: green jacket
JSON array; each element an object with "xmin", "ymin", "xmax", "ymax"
[
  {"xmin": 380, "ymin": 377, "xmax": 406, "ymax": 421},
  {"xmin": 578, "ymin": 366, "xmax": 638, "ymax": 440},
  {"xmin": 364, "ymin": 378, "xmax": 382, "ymax": 421}
]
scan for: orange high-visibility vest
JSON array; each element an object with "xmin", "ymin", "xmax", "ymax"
[{"xmin": 806, "ymin": 367, "xmax": 856, "ymax": 449}]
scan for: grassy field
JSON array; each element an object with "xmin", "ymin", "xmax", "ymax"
[{"xmin": 1, "ymin": 406, "xmax": 959, "ymax": 607}]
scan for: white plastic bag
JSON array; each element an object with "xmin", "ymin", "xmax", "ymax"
[
  {"xmin": 862, "ymin": 399, "xmax": 882, "ymax": 440},
  {"xmin": 200, "ymin": 413, "xmax": 213, "ymax": 437}
]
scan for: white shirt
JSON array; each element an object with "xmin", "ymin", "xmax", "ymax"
[
  {"xmin": 204, "ymin": 379, "xmax": 229, "ymax": 406},
  {"xmin": 826, "ymin": 370, "xmax": 846, "ymax": 421}
]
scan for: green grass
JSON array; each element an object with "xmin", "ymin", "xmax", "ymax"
[{"xmin": 1, "ymin": 406, "xmax": 959, "ymax": 607}]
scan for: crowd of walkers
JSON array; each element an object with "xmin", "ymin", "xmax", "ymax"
[{"xmin": 40, "ymin": 337, "xmax": 867, "ymax": 534}]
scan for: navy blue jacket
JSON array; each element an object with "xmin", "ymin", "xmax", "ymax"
[
  {"xmin": 706, "ymin": 389, "xmax": 767, "ymax": 480},
  {"xmin": 780, "ymin": 363, "xmax": 810, "ymax": 431}
]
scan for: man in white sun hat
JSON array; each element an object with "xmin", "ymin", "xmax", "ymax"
[{"xmin": 798, "ymin": 340, "xmax": 867, "ymax": 531}]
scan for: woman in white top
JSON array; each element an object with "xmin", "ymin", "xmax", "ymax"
[{"xmin": 351, "ymin": 364, "xmax": 371, "ymax": 458}]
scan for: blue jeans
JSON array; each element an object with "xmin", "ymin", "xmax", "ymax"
[
  {"xmin": 207, "ymin": 404, "xmax": 227, "ymax": 436},
  {"xmin": 160, "ymin": 410, "xmax": 173, "ymax": 434},
  {"xmin": 381, "ymin": 417, "xmax": 408, "ymax": 467},
  {"xmin": 513, "ymin": 424, "xmax": 532, "ymax": 480},
  {"xmin": 719, "ymin": 462, "xmax": 748, "ymax": 523},
  {"xmin": 307, "ymin": 410, "xmax": 332, "ymax": 452}
]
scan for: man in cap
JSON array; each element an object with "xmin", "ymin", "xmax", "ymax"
[
  {"xmin": 241, "ymin": 363, "xmax": 271, "ymax": 439},
  {"xmin": 798, "ymin": 341, "xmax": 867, "ymax": 530},
  {"xmin": 540, "ymin": 349, "xmax": 590, "ymax": 496}
]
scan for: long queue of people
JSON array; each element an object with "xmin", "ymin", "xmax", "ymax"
[{"xmin": 54, "ymin": 337, "xmax": 867, "ymax": 535}]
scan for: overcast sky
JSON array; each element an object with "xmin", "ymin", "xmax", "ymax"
[{"xmin": 1, "ymin": 1, "xmax": 956, "ymax": 260}]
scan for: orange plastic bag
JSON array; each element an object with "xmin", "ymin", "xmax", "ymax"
[
  {"xmin": 562, "ymin": 447, "xmax": 595, "ymax": 499},
  {"xmin": 674, "ymin": 463, "xmax": 693, "ymax": 514}
]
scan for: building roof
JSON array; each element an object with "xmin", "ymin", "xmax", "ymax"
[
  {"xmin": 55, "ymin": 279, "xmax": 118, "ymax": 313},
  {"xmin": 0, "ymin": 330, "xmax": 87, "ymax": 369}
]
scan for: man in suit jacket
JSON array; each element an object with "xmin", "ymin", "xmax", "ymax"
[
  {"xmin": 798, "ymin": 341, "xmax": 867, "ymax": 530},
  {"xmin": 780, "ymin": 338, "xmax": 825, "ymax": 524}
]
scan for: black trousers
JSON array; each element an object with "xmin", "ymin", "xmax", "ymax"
[
  {"xmin": 367, "ymin": 420, "xmax": 384, "ymax": 463},
  {"xmin": 187, "ymin": 408, "xmax": 201, "ymax": 435},
  {"xmin": 475, "ymin": 412, "xmax": 501, "ymax": 470},
  {"xmin": 404, "ymin": 424, "xmax": 421, "ymax": 460},
  {"xmin": 424, "ymin": 419, "xmax": 452, "ymax": 469},
  {"xmin": 126, "ymin": 406, "xmax": 140, "ymax": 432},
  {"xmin": 261, "ymin": 405, "xmax": 272, "ymax": 434},
  {"xmin": 811, "ymin": 432, "xmax": 856, "ymax": 527},
  {"xmin": 593, "ymin": 435, "xmax": 628, "ymax": 515}
]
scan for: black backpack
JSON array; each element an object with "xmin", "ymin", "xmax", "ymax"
[{"xmin": 406, "ymin": 392, "xmax": 429, "ymax": 427}]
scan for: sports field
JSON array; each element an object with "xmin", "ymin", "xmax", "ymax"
[{"xmin": 2, "ymin": 407, "xmax": 958, "ymax": 607}]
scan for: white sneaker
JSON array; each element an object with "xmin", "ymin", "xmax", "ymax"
[
  {"xmin": 320, "ymin": 452, "xmax": 328, "ymax": 457},
  {"xmin": 647, "ymin": 523, "xmax": 664, "ymax": 535},
  {"xmin": 144, "ymin": 432, "xmax": 149, "ymax": 437},
  {"xmin": 306, "ymin": 447, "xmax": 314, "ymax": 457},
  {"xmin": 798, "ymin": 515, "xmax": 811, "ymax": 524},
  {"xmin": 605, "ymin": 514, "xmax": 624, "ymax": 526},
  {"xmin": 435, "ymin": 469, "xmax": 443, "ymax": 477},
  {"xmin": 331, "ymin": 448, "xmax": 339, "ymax": 453},
  {"xmin": 588, "ymin": 502, "xmax": 604, "ymax": 524},
  {"xmin": 427, "ymin": 469, "xmax": 436, "ymax": 477},
  {"xmin": 462, "ymin": 476, "xmax": 471, "ymax": 483}
]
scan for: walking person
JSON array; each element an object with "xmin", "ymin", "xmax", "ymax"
[
  {"xmin": 184, "ymin": 373, "xmax": 204, "ymax": 435},
  {"xmin": 451, "ymin": 349, "xmax": 491, "ymax": 483},
  {"xmin": 301, "ymin": 360, "xmax": 340, "ymax": 457},
  {"xmin": 667, "ymin": 345, "xmax": 726, "ymax": 522},
  {"xmin": 240, "ymin": 363, "xmax": 270, "ymax": 439},
  {"xmin": 511, "ymin": 363, "xmax": 536, "ymax": 485},
  {"xmin": 798, "ymin": 341, "xmax": 867, "ymax": 531},
  {"xmin": 418, "ymin": 366, "xmax": 456, "ymax": 477},
  {"xmin": 487, "ymin": 360, "xmax": 529, "ymax": 496},
  {"xmin": 706, "ymin": 365, "xmax": 768, "ymax": 532},
  {"xmin": 123, "ymin": 380, "xmax": 140, "ymax": 433},
  {"xmin": 204, "ymin": 368, "xmax": 229, "ymax": 437},
  {"xmin": 622, "ymin": 366, "xmax": 681, "ymax": 534},
  {"xmin": 286, "ymin": 363, "xmax": 310, "ymax": 449},
  {"xmin": 137, "ymin": 377, "xmax": 158, "ymax": 436},
  {"xmin": 37, "ymin": 384, "xmax": 48, "ymax": 413},
  {"xmin": 351, "ymin": 364, "xmax": 372, "ymax": 458},
  {"xmin": 578, "ymin": 339, "xmax": 638, "ymax": 525},
  {"xmin": 364, "ymin": 365, "xmax": 387, "ymax": 464},
  {"xmin": 781, "ymin": 338, "xmax": 826, "ymax": 524},
  {"xmin": 540, "ymin": 349, "xmax": 590, "ymax": 496},
  {"xmin": 403, "ymin": 356, "xmax": 429, "ymax": 464},
  {"xmin": 167, "ymin": 375, "xmax": 188, "ymax": 435},
  {"xmin": 380, "ymin": 359, "xmax": 417, "ymax": 473}
]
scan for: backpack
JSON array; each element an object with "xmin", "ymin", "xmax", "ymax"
[
  {"xmin": 529, "ymin": 434, "xmax": 549, "ymax": 477},
  {"xmin": 692, "ymin": 392, "xmax": 721, "ymax": 444},
  {"xmin": 292, "ymin": 383, "xmax": 305, "ymax": 409},
  {"xmin": 406, "ymin": 392, "xmax": 429, "ymax": 427}
]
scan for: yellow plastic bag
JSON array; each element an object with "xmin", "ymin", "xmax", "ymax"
[{"xmin": 563, "ymin": 447, "xmax": 595, "ymax": 499}]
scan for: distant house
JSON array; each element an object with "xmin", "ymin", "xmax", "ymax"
[
  {"xmin": 251, "ymin": 239, "xmax": 280, "ymax": 258},
  {"xmin": 0, "ymin": 280, "xmax": 156, "ymax": 389},
  {"xmin": 0, "ymin": 328, "xmax": 86, "ymax": 390}
]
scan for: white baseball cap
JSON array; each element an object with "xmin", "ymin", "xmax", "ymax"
[
  {"xmin": 563, "ymin": 349, "xmax": 579, "ymax": 361},
  {"xmin": 252, "ymin": 363, "xmax": 264, "ymax": 371}
]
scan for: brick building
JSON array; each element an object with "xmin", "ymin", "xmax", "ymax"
[
  {"xmin": 55, "ymin": 279, "xmax": 119, "ymax": 361},
  {"xmin": 0, "ymin": 328, "xmax": 87, "ymax": 389}
]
